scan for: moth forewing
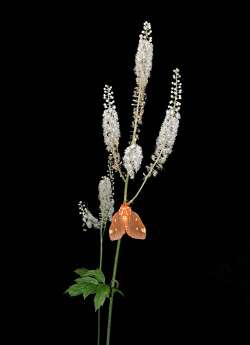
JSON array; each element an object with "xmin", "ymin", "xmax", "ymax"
[
  {"xmin": 109, "ymin": 211, "xmax": 125, "ymax": 241},
  {"xmin": 126, "ymin": 211, "xmax": 146, "ymax": 240}
]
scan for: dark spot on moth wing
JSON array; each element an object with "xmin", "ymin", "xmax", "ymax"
[
  {"xmin": 109, "ymin": 211, "xmax": 125, "ymax": 241},
  {"xmin": 126, "ymin": 211, "xmax": 146, "ymax": 240}
]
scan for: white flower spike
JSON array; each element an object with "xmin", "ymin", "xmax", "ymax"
[
  {"xmin": 98, "ymin": 176, "xmax": 114, "ymax": 223},
  {"xmin": 131, "ymin": 22, "xmax": 153, "ymax": 145},
  {"xmin": 168, "ymin": 68, "xmax": 182, "ymax": 112},
  {"xmin": 146, "ymin": 68, "xmax": 182, "ymax": 177},
  {"xmin": 102, "ymin": 85, "xmax": 121, "ymax": 172},
  {"xmin": 135, "ymin": 21, "xmax": 153, "ymax": 88},
  {"xmin": 78, "ymin": 201, "xmax": 100, "ymax": 231},
  {"xmin": 123, "ymin": 144, "xmax": 143, "ymax": 179}
]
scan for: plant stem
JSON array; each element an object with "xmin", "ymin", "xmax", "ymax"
[
  {"xmin": 97, "ymin": 310, "xmax": 101, "ymax": 345},
  {"xmin": 128, "ymin": 175, "xmax": 148, "ymax": 205},
  {"xmin": 131, "ymin": 80, "xmax": 144, "ymax": 146},
  {"xmin": 112, "ymin": 148, "xmax": 126, "ymax": 182},
  {"xmin": 99, "ymin": 226, "xmax": 103, "ymax": 269},
  {"xmin": 106, "ymin": 174, "xmax": 129, "ymax": 345},
  {"xmin": 123, "ymin": 174, "xmax": 129, "ymax": 202},
  {"xmin": 98, "ymin": 223, "xmax": 104, "ymax": 345},
  {"xmin": 106, "ymin": 239, "xmax": 121, "ymax": 345},
  {"xmin": 128, "ymin": 148, "xmax": 163, "ymax": 205}
]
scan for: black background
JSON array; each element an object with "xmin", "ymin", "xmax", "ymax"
[{"xmin": 10, "ymin": 3, "xmax": 249, "ymax": 344}]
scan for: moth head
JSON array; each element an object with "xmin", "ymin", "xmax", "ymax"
[{"xmin": 119, "ymin": 203, "xmax": 132, "ymax": 218}]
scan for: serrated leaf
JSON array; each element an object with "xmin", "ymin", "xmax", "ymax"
[
  {"xmin": 85, "ymin": 269, "xmax": 105, "ymax": 283},
  {"xmin": 74, "ymin": 268, "xmax": 88, "ymax": 276},
  {"xmin": 65, "ymin": 284, "xmax": 85, "ymax": 297},
  {"xmin": 112, "ymin": 288, "xmax": 125, "ymax": 297},
  {"xmin": 92, "ymin": 269, "xmax": 105, "ymax": 283},
  {"xmin": 74, "ymin": 268, "xmax": 105, "ymax": 283},
  {"xmin": 75, "ymin": 276, "xmax": 99, "ymax": 285},
  {"xmin": 82, "ymin": 283, "xmax": 98, "ymax": 299},
  {"xmin": 82, "ymin": 269, "xmax": 97, "ymax": 276},
  {"xmin": 94, "ymin": 284, "xmax": 110, "ymax": 311}
]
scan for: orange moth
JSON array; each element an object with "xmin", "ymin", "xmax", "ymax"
[{"xmin": 109, "ymin": 203, "xmax": 146, "ymax": 240}]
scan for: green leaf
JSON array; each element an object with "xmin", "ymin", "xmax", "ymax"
[
  {"xmin": 74, "ymin": 268, "xmax": 88, "ymax": 276},
  {"xmin": 92, "ymin": 269, "xmax": 105, "ymax": 283},
  {"xmin": 82, "ymin": 283, "xmax": 98, "ymax": 299},
  {"xmin": 84, "ymin": 269, "xmax": 105, "ymax": 283},
  {"xmin": 65, "ymin": 284, "xmax": 85, "ymax": 297},
  {"xmin": 75, "ymin": 276, "xmax": 99, "ymax": 285},
  {"xmin": 74, "ymin": 268, "xmax": 105, "ymax": 283},
  {"xmin": 94, "ymin": 284, "xmax": 110, "ymax": 311},
  {"xmin": 112, "ymin": 288, "xmax": 125, "ymax": 297},
  {"xmin": 65, "ymin": 280, "xmax": 98, "ymax": 299}
]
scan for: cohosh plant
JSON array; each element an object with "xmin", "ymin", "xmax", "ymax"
[{"xmin": 66, "ymin": 21, "xmax": 182, "ymax": 345}]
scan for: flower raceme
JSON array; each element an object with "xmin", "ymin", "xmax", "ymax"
[
  {"xmin": 98, "ymin": 176, "xmax": 114, "ymax": 224},
  {"xmin": 78, "ymin": 175, "xmax": 114, "ymax": 231},
  {"xmin": 102, "ymin": 85, "xmax": 121, "ymax": 172},
  {"xmin": 134, "ymin": 21, "xmax": 153, "ymax": 89},
  {"xmin": 145, "ymin": 108, "xmax": 180, "ymax": 178},
  {"xmin": 145, "ymin": 68, "xmax": 181, "ymax": 178},
  {"xmin": 78, "ymin": 201, "xmax": 100, "ymax": 231},
  {"xmin": 123, "ymin": 144, "xmax": 143, "ymax": 179},
  {"xmin": 131, "ymin": 21, "xmax": 153, "ymax": 145}
]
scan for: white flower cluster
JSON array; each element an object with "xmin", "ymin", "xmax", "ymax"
[
  {"xmin": 168, "ymin": 68, "xmax": 182, "ymax": 112},
  {"xmin": 123, "ymin": 144, "xmax": 143, "ymax": 179},
  {"xmin": 78, "ymin": 201, "xmax": 100, "ymax": 231},
  {"xmin": 135, "ymin": 21, "xmax": 153, "ymax": 88},
  {"xmin": 131, "ymin": 22, "xmax": 153, "ymax": 145},
  {"xmin": 150, "ymin": 109, "xmax": 180, "ymax": 176},
  {"xmin": 102, "ymin": 85, "xmax": 121, "ymax": 171},
  {"xmin": 146, "ymin": 69, "xmax": 182, "ymax": 177},
  {"xmin": 98, "ymin": 176, "xmax": 114, "ymax": 223}
]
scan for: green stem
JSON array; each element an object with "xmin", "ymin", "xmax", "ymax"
[
  {"xmin": 106, "ymin": 239, "xmax": 121, "ymax": 345},
  {"xmin": 106, "ymin": 174, "xmax": 129, "ymax": 345},
  {"xmin": 131, "ymin": 80, "xmax": 144, "ymax": 146},
  {"xmin": 128, "ymin": 175, "xmax": 148, "ymax": 205},
  {"xmin": 128, "ymin": 148, "xmax": 163, "ymax": 205},
  {"xmin": 98, "ymin": 223, "xmax": 104, "ymax": 345},
  {"xmin": 99, "ymin": 226, "xmax": 103, "ymax": 269},
  {"xmin": 123, "ymin": 174, "xmax": 129, "ymax": 202},
  {"xmin": 112, "ymin": 148, "xmax": 126, "ymax": 182},
  {"xmin": 97, "ymin": 310, "xmax": 101, "ymax": 345}
]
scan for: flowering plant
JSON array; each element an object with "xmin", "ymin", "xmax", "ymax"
[{"xmin": 65, "ymin": 21, "xmax": 182, "ymax": 345}]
